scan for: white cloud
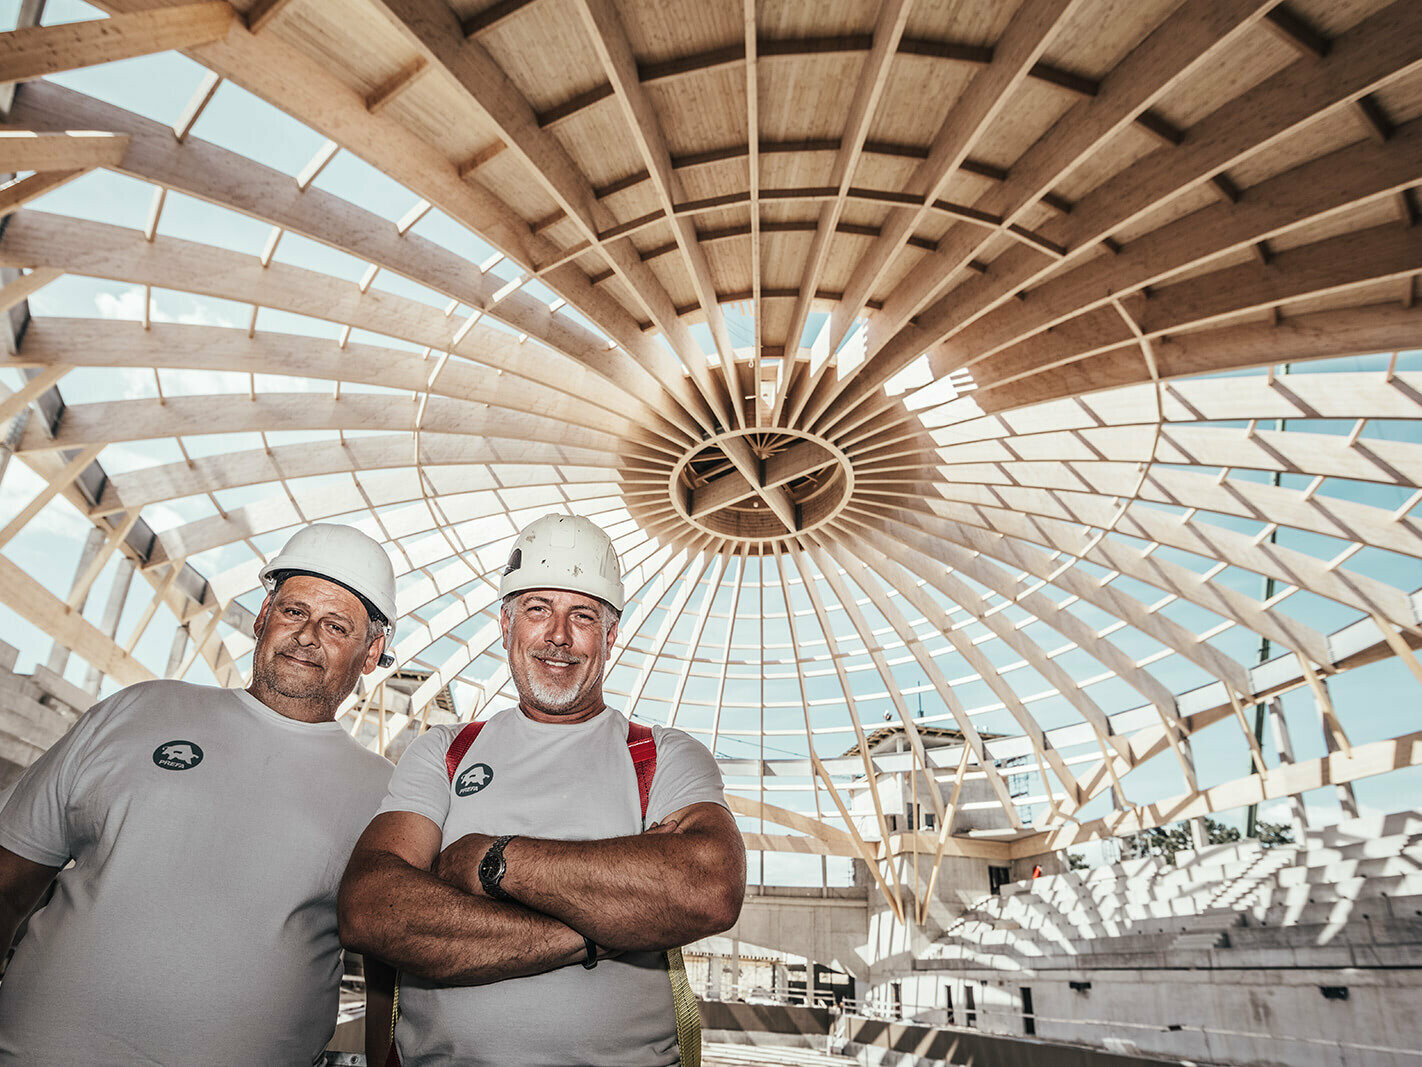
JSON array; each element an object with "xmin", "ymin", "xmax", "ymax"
[{"xmin": 94, "ymin": 288, "xmax": 241, "ymax": 329}]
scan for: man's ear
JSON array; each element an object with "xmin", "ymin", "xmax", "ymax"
[
  {"xmin": 604, "ymin": 616, "xmax": 619, "ymax": 655},
  {"xmin": 362, "ymin": 632, "xmax": 386, "ymax": 675},
  {"xmin": 499, "ymin": 604, "xmax": 511, "ymax": 650},
  {"xmin": 253, "ymin": 595, "xmax": 272, "ymax": 640}
]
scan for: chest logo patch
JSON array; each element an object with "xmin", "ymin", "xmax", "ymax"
[
  {"xmin": 455, "ymin": 762, "xmax": 493, "ymax": 797},
  {"xmin": 153, "ymin": 740, "xmax": 204, "ymax": 771}
]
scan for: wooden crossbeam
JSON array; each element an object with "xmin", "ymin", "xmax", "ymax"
[
  {"xmin": 0, "ymin": 131, "xmax": 127, "ymax": 172},
  {"xmin": 0, "ymin": 3, "xmax": 234, "ymax": 85}
]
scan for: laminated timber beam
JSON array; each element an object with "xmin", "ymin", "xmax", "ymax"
[
  {"xmin": 575, "ymin": 0, "xmax": 743, "ymax": 423},
  {"xmin": 968, "ymin": 302, "xmax": 1422, "ymax": 410},
  {"xmin": 12, "ymin": 393, "xmax": 627, "ymax": 458},
  {"xmin": 0, "ymin": 130, "xmax": 127, "ymax": 171},
  {"xmin": 0, "ymin": 212, "xmax": 685, "ymax": 452},
  {"xmin": 820, "ymin": 0, "xmax": 1087, "ymax": 360},
  {"xmin": 86, "ymin": 0, "xmax": 721, "ymax": 434},
  {"xmin": 0, "ymin": 552, "xmax": 152, "ymax": 689},
  {"xmin": 15, "ymin": 319, "xmax": 654, "ymax": 446},
  {"xmin": 5, "ymin": 83, "xmax": 707, "ymax": 443},
  {"xmin": 0, "ymin": 2, "xmax": 233, "ymax": 85},
  {"xmin": 1011, "ymin": 727, "xmax": 1422, "ymax": 856},
  {"xmin": 365, "ymin": 0, "xmax": 733, "ymax": 431},
  {"xmin": 91, "ymin": 433, "xmax": 618, "ymax": 515},
  {"xmin": 813, "ymin": 0, "xmax": 1422, "ymax": 436}
]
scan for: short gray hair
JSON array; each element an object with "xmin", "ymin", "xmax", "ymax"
[{"xmin": 501, "ymin": 591, "xmax": 620, "ymax": 632}]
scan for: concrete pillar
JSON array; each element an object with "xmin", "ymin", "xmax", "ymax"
[
  {"xmin": 728, "ymin": 938, "xmax": 740, "ymax": 1001},
  {"xmin": 45, "ymin": 526, "xmax": 105, "ymax": 677},
  {"xmin": 83, "ymin": 557, "xmax": 134, "ymax": 695}
]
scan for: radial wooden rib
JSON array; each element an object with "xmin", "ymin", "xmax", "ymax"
[
  {"xmin": 367, "ymin": 0, "xmax": 733, "ymax": 429},
  {"xmin": 0, "ymin": 2, "xmax": 233, "ymax": 84},
  {"xmin": 857, "ymin": 506, "xmax": 1213, "ymax": 728},
  {"xmin": 95, "ymin": 433, "xmax": 616, "ymax": 514},
  {"xmin": 0, "ymin": 213, "xmax": 686, "ymax": 449},
  {"xmin": 820, "ymin": 81, "xmax": 1422, "ymax": 437},
  {"xmin": 814, "ymin": 535, "xmax": 1083, "ymax": 810},
  {"xmin": 787, "ymin": 544, "xmax": 912, "ymax": 912},
  {"xmin": 18, "ymin": 319, "xmax": 663, "ymax": 446},
  {"xmin": 6, "ymin": 82, "xmax": 703, "ymax": 443},
  {"xmin": 819, "ymin": 0, "xmax": 1085, "ymax": 362},
  {"xmin": 837, "ymin": 525, "xmax": 1135, "ymax": 780},
  {"xmin": 773, "ymin": 0, "xmax": 911, "ymax": 387},
  {"xmin": 831, "ymin": 0, "xmax": 1278, "ymax": 363},
  {"xmin": 575, "ymin": 0, "xmax": 743, "ymax": 424},
  {"xmin": 0, "ymin": 130, "xmax": 128, "ymax": 171},
  {"xmin": 91, "ymin": 0, "xmax": 723, "ymax": 434},
  {"xmin": 805, "ymin": 538, "xmax": 951, "ymax": 822}
]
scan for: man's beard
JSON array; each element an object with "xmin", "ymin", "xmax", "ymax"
[
  {"xmin": 518, "ymin": 650, "xmax": 595, "ymax": 711},
  {"xmin": 255, "ymin": 646, "xmax": 331, "ymax": 703}
]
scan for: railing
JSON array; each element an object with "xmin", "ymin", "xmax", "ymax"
[{"xmin": 855, "ymin": 997, "xmax": 1422, "ymax": 1063}]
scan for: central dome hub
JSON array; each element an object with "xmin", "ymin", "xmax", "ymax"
[{"xmin": 669, "ymin": 428, "xmax": 854, "ymax": 543}]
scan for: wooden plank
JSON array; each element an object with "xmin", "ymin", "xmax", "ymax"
[
  {"xmin": 0, "ymin": 168, "xmax": 84, "ymax": 217},
  {"xmin": 0, "ymin": 130, "xmax": 127, "ymax": 171},
  {"xmin": 1011, "ymin": 728, "xmax": 1422, "ymax": 856},
  {"xmin": 820, "ymin": 0, "xmax": 1086, "ymax": 358},
  {"xmin": 575, "ymin": 0, "xmax": 742, "ymax": 424},
  {"xmin": 0, "ymin": 3, "xmax": 234, "ymax": 84},
  {"xmin": 0, "ymin": 551, "xmax": 152, "ymax": 689},
  {"xmin": 775, "ymin": 0, "xmax": 911, "ymax": 390},
  {"xmin": 0, "ymin": 265, "xmax": 60, "ymax": 312},
  {"xmin": 7, "ymin": 83, "xmax": 703, "ymax": 444}
]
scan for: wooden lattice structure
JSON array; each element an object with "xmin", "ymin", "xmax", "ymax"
[{"xmin": 1, "ymin": 0, "xmax": 1421, "ymax": 909}]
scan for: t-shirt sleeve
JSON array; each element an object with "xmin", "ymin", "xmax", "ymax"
[
  {"xmin": 0, "ymin": 696, "xmax": 108, "ymax": 868},
  {"xmin": 645, "ymin": 726, "xmax": 728, "ymax": 826},
  {"xmin": 374, "ymin": 725, "xmax": 456, "ymax": 830}
]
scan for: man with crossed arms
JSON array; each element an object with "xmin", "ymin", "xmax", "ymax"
[{"xmin": 340, "ymin": 514, "xmax": 746, "ymax": 1066}]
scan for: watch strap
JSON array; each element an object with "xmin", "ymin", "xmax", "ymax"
[
  {"xmin": 581, "ymin": 935, "xmax": 598, "ymax": 969},
  {"xmin": 479, "ymin": 834, "xmax": 517, "ymax": 901}
]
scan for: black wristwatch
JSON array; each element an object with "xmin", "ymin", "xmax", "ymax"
[
  {"xmin": 582, "ymin": 935, "xmax": 598, "ymax": 969},
  {"xmin": 478, "ymin": 834, "xmax": 517, "ymax": 901}
]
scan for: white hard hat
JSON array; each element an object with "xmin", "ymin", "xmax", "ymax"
[
  {"xmin": 258, "ymin": 524, "xmax": 397, "ymax": 668},
  {"xmin": 499, "ymin": 514, "xmax": 624, "ymax": 612}
]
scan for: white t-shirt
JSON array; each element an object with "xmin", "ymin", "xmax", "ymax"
[
  {"xmin": 0, "ymin": 679, "xmax": 393, "ymax": 1066},
  {"xmin": 376, "ymin": 706, "xmax": 727, "ymax": 1067}
]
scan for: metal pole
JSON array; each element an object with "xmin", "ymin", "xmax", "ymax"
[{"xmin": 1247, "ymin": 365, "xmax": 1287, "ymax": 837}]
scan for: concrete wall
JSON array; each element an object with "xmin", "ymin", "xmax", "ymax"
[
  {"xmin": 717, "ymin": 885, "xmax": 872, "ymax": 979},
  {"xmin": 855, "ymin": 829, "xmax": 1422, "ymax": 1067},
  {"xmin": 0, "ymin": 643, "xmax": 85, "ymax": 792}
]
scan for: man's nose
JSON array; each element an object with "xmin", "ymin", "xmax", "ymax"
[
  {"xmin": 294, "ymin": 617, "xmax": 321, "ymax": 644},
  {"xmin": 546, "ymin": 612, "xmax": 572, "ymax": 645}
]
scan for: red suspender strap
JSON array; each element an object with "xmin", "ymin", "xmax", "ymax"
[
  {"xmin": 445, "ymin": 720, "xmax": 486, "ymax": 782},
  {"xmin": 626, "ymin": 721, "xmax": 657, "ymax": 823}
]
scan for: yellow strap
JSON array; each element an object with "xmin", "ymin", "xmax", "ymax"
[
  {"xmin": 665, "ymin": 946, "xmax": 701, "ymax": 1067},
  {"xmin": 389, "ymin": 972, "xmax": 400, "ymax": 1051}
]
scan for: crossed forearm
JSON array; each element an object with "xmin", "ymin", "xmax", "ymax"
[
  {"xmin": 440, "ymin": 826, "xmax": 743, "ymax": 951},
  {"xmin": 338, "ymin": 850, "xmax": 587, "ymax": 985}
]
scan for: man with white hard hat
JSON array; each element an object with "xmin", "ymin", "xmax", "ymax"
[
  {"xmin": 0, "ymin": 523, "xmax": 398, "ymax": 1065},
  {"xmin": 340, "ymin": 513, "xmax": 746, "ymax": 1067}
]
